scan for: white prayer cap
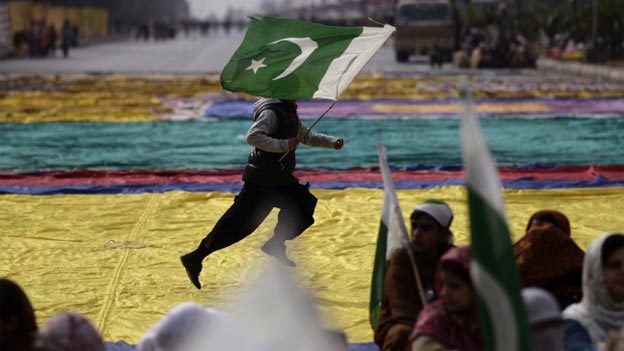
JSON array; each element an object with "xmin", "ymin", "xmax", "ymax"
[{"xmin": 414, "ymin": 200, "xmax": 454, "ymax": 228}]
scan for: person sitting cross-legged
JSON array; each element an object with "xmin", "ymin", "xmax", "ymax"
[{"xmin": 374, "ymin": 200, "xmax": 455, "ymax": 351}]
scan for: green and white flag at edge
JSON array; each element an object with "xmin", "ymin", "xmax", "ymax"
[
  {"xmin": 369, "ymin": 142, "xmax": 411, "ymax": 329},
  {"xmin": 221, "ymin": 15, "xmax": 395, "ymax": 100},
  {"xmin": 460, "ymin": 83, "xmax": 531, "ymax": 351}
]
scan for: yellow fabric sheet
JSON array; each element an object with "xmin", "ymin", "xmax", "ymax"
[
  {"xmin": 373, "ymin": 101, "xmax": 552, "ymax": 114},
  {"xmin": 1, "ymin": 187, "xmax": 623, "ymax": 343},
  {"xmin": 0, "ymin": 75, "xmax": 222, "ymax": 123}
]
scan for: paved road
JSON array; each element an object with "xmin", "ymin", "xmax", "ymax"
[{"xmin": 0, "ymin": 31, "xmax": 457, "ymax": 75}]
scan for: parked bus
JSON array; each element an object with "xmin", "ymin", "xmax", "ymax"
[{"xmin": 393, "ymin": 0, "xmax": 458, "ymax": 62}]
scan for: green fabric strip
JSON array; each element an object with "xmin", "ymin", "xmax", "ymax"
[{"xmin": 0, "ymin": 118, "xmax": 622, "ymax": 171}]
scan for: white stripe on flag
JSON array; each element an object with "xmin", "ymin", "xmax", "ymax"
[
  {"xmin": 314, "ymin": 25, "xmax": 395, "ymax": 100},
  {"xmin": 460, "ymin": 87, "xmax": 506, "ymax": 218},
  {"xmin": 377, "ymin": 143, "xmax": 409, "ymax": 258},
  {"xmin": 471, "ymin": 260, "xmax": 518, "ymax": 351}
]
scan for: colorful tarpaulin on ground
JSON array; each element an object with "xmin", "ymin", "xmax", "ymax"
[
  {"xmin": 3, "ymin": 74, "xmax": 624, "ymax": 122},
  {"xmin": 203, "ymin": 98, "xmax": 624, "ymax": 119},
  {"xmin": 1, "ymin": 165, "xmax": 624, "ymax": 194},
  {"xmin": 1, "ymin": 73, "xmax": 624, "ymax": 347}
]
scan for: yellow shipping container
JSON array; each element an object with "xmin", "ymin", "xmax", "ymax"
[
  {"xmin": 31, "ymin": 1, "xmax": 46, "ymax": 22},
  {"xmin": 77, "ymin": 7, "xmax": 88, "ymax": 37},
  {"xmin": 78, "ymin": 7, "xmax": 108, "ymax": 38},
  {"xmin": 8, "ymin": 1, "xmax": 32, "ymax": 33},
  {"xmin": 45, "ymin": 6, "xmax": 65, "ymax": 33},
  {"xmin": 94, "ymin": 9, "xmax": 108, "ymax": 36}
]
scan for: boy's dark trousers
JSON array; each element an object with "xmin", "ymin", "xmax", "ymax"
[
  {"xmin": 181, "ymin": 180, "xmax": 317, "ymax": 288},
  {"xmin": 199, "ymin": 181, "xmax": 317, "ymax": 253}
]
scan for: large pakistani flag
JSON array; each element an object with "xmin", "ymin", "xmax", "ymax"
[
  {"xmin": 369, "ymin": 143, "xmax": 413, "ymax": 329},
  {"xmin": 460, "ymin": 88, "xmax": 531, "ymax": 351},
  {"xmin": 221, "ymin": 16, "xmax": 395, "ymax": 100}
]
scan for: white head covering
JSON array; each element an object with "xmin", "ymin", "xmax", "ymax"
[
  {"xmin": 138, "ymin": 302, "xmax": 226, "ymax": 351},
  {"xmin": 563, "ymin": 233, "xmax": 624, "ymax": 343},
  {"xmin": 138, "ymin": 302, "xmax": 259, "ymax": 351},
  {"xmin": 413, "ymin": 200, "xmax": 453, "ymax": 228},
  {"xmin": 522, "ymin": 288, "xmax": 563, "ymax": 351}
]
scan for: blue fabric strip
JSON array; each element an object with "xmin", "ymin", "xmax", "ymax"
[{"xmin": 2, "ymin": 178, "xmax": 623, "ymax": 195}]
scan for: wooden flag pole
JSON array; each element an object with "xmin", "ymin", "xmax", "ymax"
[
  {"xmin": 278, "ymin": 100, "xmax": 338, "ymax": 162},
  {"xmin": 405, "ymin": 242, "xmax": 428, "ymax": 308}
]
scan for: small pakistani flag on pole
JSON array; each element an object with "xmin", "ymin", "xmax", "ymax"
[
  {"xmin": 369, "ymin": 143, "xmax": 426, "ymax": 329},
  {"xmin": 220, "ymin": 15, "xmax": 395, "ymax": 100},
  {"xmin": 460, "ymin": 82, "xmax": 531, "ymax": 351}
]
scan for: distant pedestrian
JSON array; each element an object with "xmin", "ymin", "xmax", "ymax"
[
  {"xmin": 430, "ymin": 44, "xmax": 443, "ymax": 68},
  {"xmin": 71, "ymin": 24, "xmax": 79, "ymax": 47},
  {"xmin": 61, "ymin": 19, "xmax": 72, "ymax": 58},
  {"xmin": 28, "ymin": 21, "xmax": 42, "ymax": 57},
  {"xmin": 47, "ymin": 25, "xmax": 57, "ymax": 57}
]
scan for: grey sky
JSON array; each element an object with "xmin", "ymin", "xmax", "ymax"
[
  {"xmin": 187, "ymin": 0, "xmax": 262, "ymax": 19},
  {"xmin": 187, "ymin": 0, "xmax": 319, "ymax": 19}
]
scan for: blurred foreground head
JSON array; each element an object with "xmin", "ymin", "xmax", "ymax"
[
  {"xmin": 36, "ymin": 312, "xmax": 104, "ymax": 351},
  {"xmin": 137, "ymin": 302, "xmax": 218, "ymax": 351},
  {"xmin": 522, "ymin": 287, "xmax": 563, "ymax": 351},
  {"xmin": 0, "ymin": 278, "xmax": 37, "ymax": 351}
]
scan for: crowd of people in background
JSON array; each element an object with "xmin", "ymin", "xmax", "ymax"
[
  {"xmin": 12, "ymin": 19, "xmax": 77, "ymax": 59},
  {"xmin": 10, "ymin": 15, "xmax": 248, "ymax": 59},
  {"xmin": 133, "ymin": 17, "xmax": 248, "ymax": 42},
  {"xmin": 452, "ymin": 5, "xmax": 538, "ymax": 69}
]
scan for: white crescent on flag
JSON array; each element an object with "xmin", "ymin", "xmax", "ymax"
[{"xmin": 268, "ymin": 37, "xmax": 318, "ymax": 80}]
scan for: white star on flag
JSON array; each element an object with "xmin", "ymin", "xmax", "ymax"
[{"xmin": 245, "ymin": 58, "xmax": 267, "ymax": 74}]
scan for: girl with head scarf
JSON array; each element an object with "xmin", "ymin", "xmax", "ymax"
[
  {"xmin": 0, "ymin": 278, "xmax": 37, "ymax": 351},
  {"xmin": 514, "ymin": 209, "xmax": 584, "ymax": 309},
  {"xmin": 408, "ymin": 246, "xmax": 482, "ymax": 351},
  {"xmin": 563, "ymin": 233, "xmax": 624, "ymax": 350}
]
